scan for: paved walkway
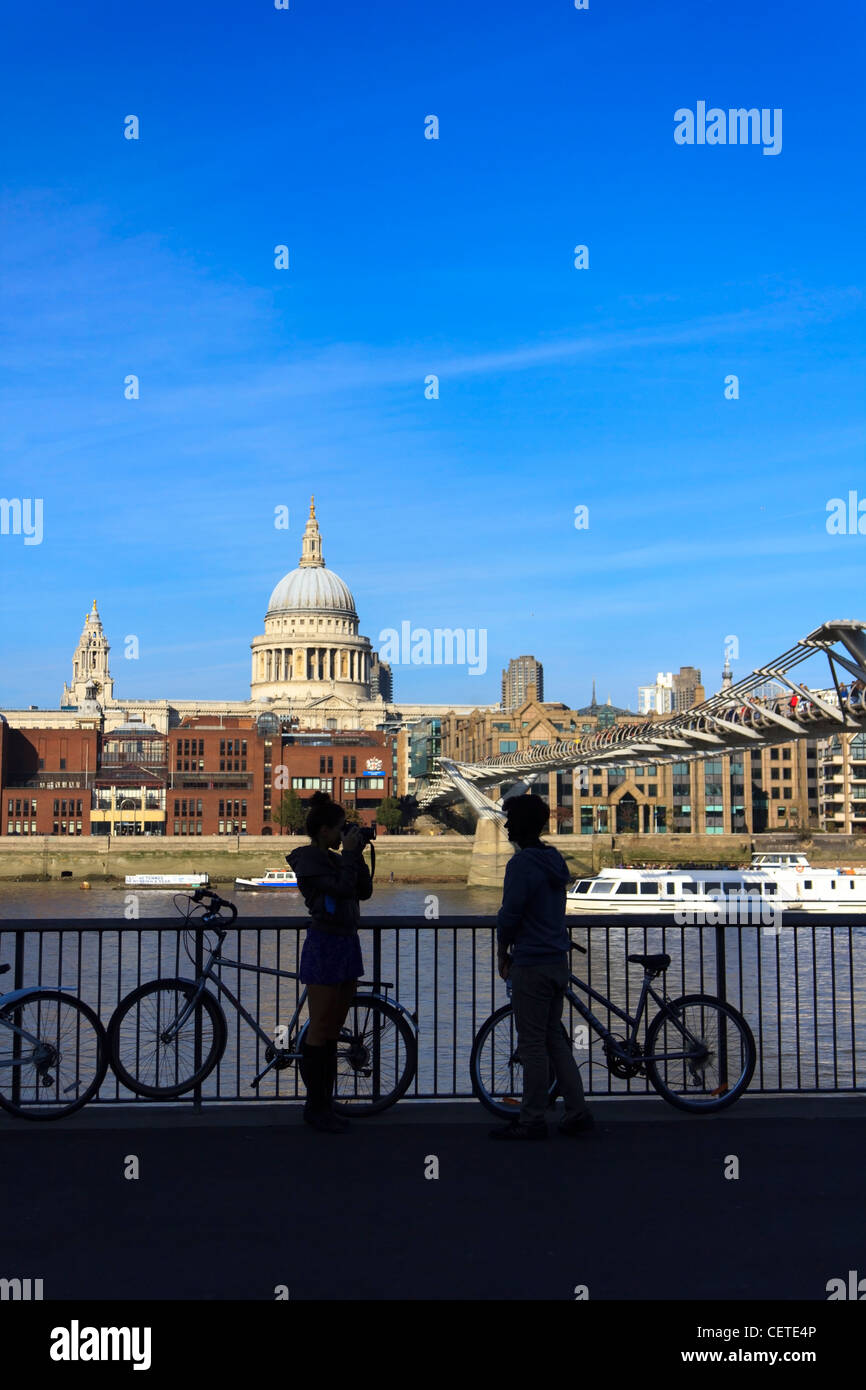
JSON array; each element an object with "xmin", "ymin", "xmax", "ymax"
[{"xmin": 1, "ymin": 1097, "xmax": 863, "ymax": 1300}]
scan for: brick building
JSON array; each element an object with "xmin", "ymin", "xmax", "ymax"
[{"xmin": 0, "ymin": 711, "xmax": 396, "ymax": 837}]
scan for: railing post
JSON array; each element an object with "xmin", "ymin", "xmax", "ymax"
[
  {"xmin": 372, "ymin": 926, "xmax": 382, "ymax": 1102},
  {"xmin": 11, "ymin": 929, "xmax": 25, "ymax": 1109},
  {"xmin": 193, "ymin": 927, "xmax": 203, "ymax": 1114},
  {"xmin": 714, "ymin": 923, "xmax": 729, "ymax": 1086},
  {"xmin": 714, "ymin": 924, "xmax": 727, "ymax": 1003}
]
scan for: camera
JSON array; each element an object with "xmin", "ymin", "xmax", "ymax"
[{"xmin": 343, "ymin": 822, "xmax": 376, "ymax": 845}]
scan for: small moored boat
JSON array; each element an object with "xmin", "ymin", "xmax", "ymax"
[{"xmin": 234, "ymin": 868, "xmax": 299, "ymax": 891}]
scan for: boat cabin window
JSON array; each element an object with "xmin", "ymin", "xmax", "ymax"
[
  {"xmin": 665, "ymin": 882, "xmax": 676, "ymax": 895},
  {"xmin": 743, "ymin": 882, "xmax": 761, "ymax": 894},
  {"xmin": 573, "ymin": 881, "xmax": 591, "ymax": 894},
  {"xmin": 639, "ymin": 883, "xmax": 659, "ymax": 895},
  {"xmin": 615, "ymin": 882, "xmax": 638, "ymax": 895},
  {"xmin": 591, "ymin": 882, "xmax": 614, "ymax": 894},
  {"xmin": 681, "ymin": 882, "xmax": 698, "ymax": 894},
  {"xmin": 764, "ymin": 883, "xmax": 777, "ymax": 895},
  {"xmin": 704, "ymin": 883, "xmax": 722, "ymax": 895}
]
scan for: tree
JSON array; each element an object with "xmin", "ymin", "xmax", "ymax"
[
  {"xmin": 272, "ymin": 788, "xmax": 306, "ymax": 835},
  {"xmin": 376, "ymin": 797, "xmax": 403, "ymax": 834},
  {"xmin": 343, "ymin": 804, "xmax": 362, "ymax": 825},
  {"xmin": 398, "ymin": 794, "xmax": 420, "ymax": 828}
]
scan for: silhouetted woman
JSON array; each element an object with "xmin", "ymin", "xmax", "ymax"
[{"xmin": 287, "ymin": 792, "xmax": 373, "ymax": 1133}]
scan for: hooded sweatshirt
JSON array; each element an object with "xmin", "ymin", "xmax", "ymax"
[
  {"xmin": 496, "ymin": 842, "xmax": 572, "ymax": 965},
  {"xmin": 287, "ymin": 844, "xmax": 373, "ymax": 936}
]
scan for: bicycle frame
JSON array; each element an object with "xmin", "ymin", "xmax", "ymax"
[
  {"xmin": 167, "ymin": 927, "xmax": 416, "ymax": 1084},
  {"xmin": 564, "ymin": 967, "xmax": 705, "ymax": 1064},
  {"xmin": 0, "ymin": 986, "xmax": 79, "ymax": 1059}
]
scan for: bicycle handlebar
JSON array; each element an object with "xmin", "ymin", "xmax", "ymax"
[{"xmin": 191, "ymin": 887, "xmax": 238, "ymax": 925}]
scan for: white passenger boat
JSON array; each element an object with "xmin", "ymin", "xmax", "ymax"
[
  {"xmin": 234, "ymin": 868, "xmax": 298, "ymax": 891},
  {"xmin": 125, "ymin": 873, "xmax": 209, "ymax": 889},
  {"xmin": 566, "ymin": 853, "xmax": 866, "ymax": 915}
]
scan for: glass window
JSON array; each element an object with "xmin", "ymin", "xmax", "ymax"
[
  {"xmin": 591, "ymin": 882, "xmax": 614, "ymax": 894},
  {"xmin": 639, "ymin": 882, "xmax": 659, "ymax": 895},
  {"xmin": 615, "ymin": 882, "xmax": 638, "ymax": 895}
]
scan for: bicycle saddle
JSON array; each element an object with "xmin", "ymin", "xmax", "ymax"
[{"xmin": 627, "ymin": 953, "xmax": 671, "ymax": 972}]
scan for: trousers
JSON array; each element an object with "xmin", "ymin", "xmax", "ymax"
[{"xmin": 509, "ymin": 956, "xmax": 590, "ymax": 1126}]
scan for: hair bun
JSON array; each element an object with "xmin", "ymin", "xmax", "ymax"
[{"xmin": 309, "ymin": 790, "xmax": 332, "ymax": 807}]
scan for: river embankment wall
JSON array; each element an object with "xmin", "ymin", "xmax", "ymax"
[{"xmin": 0, "ymin": 832, "xmax": 862, "ymax": 883}]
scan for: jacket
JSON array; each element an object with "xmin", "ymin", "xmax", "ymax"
[
  {"xmin": 287, "ymin": 844, "xmax": 373, "ymax": 936},
  {"xmin": 496, "ymin": 843, "xmax": 572, "ymax": 965}
]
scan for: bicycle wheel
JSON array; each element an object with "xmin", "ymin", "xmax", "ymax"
[
  {"xmin": 323, "ymin": 996, "xmax": 417, "ymax": 1116},
  {"xmin": 0, "ymin": 990, "xmax": 109, "ymax": 1120},
  {"xmin": 108, "ymin": 979, "xmax": 227, "ymax": 1099},
  {"xmin": 644, "ymin": 993, "xmax": 756, "ymax": 1113},
  {"xmin": 469, "ymin": 1004, "xmax": 561, "ymax": 1119}
]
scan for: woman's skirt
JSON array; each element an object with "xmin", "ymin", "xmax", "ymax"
[{"xmin": 298, "ymin": 926, "xmax": 364, "ymax": 986}]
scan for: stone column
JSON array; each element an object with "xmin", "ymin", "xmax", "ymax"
[{"xmin": 468, "ymin": 816, "xmax": 514, "ymax": 888}]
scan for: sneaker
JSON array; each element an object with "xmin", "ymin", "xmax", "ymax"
[
  {"xmin": 488, "ymin": 1120, "xmax": 549, "ymax": 1141},
  {"xmin": 558, "ymin": 1112, "xmax": 595, "ymax": 1137}
]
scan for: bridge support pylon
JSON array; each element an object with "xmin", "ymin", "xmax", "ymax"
[{"xmin": 468, "ymin": 815, "xmax": 513, "ymax": 888}]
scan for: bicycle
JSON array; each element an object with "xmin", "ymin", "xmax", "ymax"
[
  {"xmin": 107, "ymin": 888, "xmax": 418, "ymax": 1115},
  {"xmin": 470, "ymin": 941, "xmax": 757, "ymax": 1116},
  {"xmin": 0, "ymin": 962, "xmax": 109, "ymax": 1120}
]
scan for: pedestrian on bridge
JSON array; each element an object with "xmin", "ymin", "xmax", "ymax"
[
  {"xmin": 490, "ymin": 794, "xmax": 595, "ymax": 1142},
  {"xmin": 287, "ymin": 792, "xmax": 373, "ymax": 1134}
]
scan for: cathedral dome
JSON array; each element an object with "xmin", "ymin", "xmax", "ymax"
[
  {"xmin": 267, "ymin": 566, "xmax": 356, "ymax": 617},
  {"xmin": 265, "ymin": 497, "xmax": 357, "ymax": 618}
]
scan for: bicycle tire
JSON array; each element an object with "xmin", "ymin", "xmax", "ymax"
[
  {"xmin": 0, "ymin": 990, "xmax": 109, "ymax": 1121},
  {"xmin": 469, "ymin": 1003, "xmax": 561, "ymax": 1119},
  {"xmin": 311, "ymin": 996, "xmax": 417, "ymax": 1116},
  {"xmin": 108, "ymin": 978, "xmax": 227, "ymax": 1099},
  {"xmin": 644, "ymin": 992, "xmax": 756, "ymax": 1113}
]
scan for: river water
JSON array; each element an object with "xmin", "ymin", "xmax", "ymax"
[{"xmin": 1, "ymin": 884, "xmax": 863, "ymax": 1100}]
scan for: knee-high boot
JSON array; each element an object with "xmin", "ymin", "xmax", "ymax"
[
  {"xmin": 324, "ymin": 1038, "xmax": 350, "ymax": 1130},
  {"xmin": 299, "ymin": 1039, "xmax": 345, "ymax": 1133}
]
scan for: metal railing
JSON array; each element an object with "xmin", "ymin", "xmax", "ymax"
[{"xmin": 0, "ymin": 915, "xmax": 863, "ymax": 1105}]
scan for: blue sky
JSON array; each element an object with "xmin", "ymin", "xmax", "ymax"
[{"xmin": 1, "ymin": 0, "xmax": 864, "ymax": 711}]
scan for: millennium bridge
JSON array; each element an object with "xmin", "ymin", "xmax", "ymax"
[{"xmin": 416, "ymin": 620, "xmax": 866, "ymax": 822}]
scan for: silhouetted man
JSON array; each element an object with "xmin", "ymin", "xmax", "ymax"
[{"xmin": 490, "ymin": 794, "xmax": 595, "ymax": 1141}]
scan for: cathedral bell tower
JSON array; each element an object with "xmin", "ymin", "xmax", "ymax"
[{"xmin": 62, "ymin": 600, "xmax": 114, "ymax": 706}]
